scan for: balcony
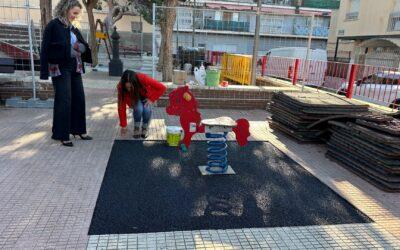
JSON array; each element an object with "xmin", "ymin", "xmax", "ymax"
[
  {"xmin": 302, "ymin": 0, "xmax": 340, "ymax": 9},
  {"xmin": 174, "ymin": 16, "xmax": 329, "ymax": 38},
  {"xmin": 345, "ymin": 12, "xmax": 359, "ymax": 21},
  {"xmin": 204, "ymin": 20, "xmax": 250, "ymax": 32},
  {"xmin": 218, "ymin": 0, "xmax": 294, "ymax": 6},
  {"xmin": 293, "ymin": 26, "xmax": 329, "ymax": 37}
]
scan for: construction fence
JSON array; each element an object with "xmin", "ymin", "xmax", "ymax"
[
  {"xmin": 152, "ymin": 5, "xmax": 326, "ymax": 82},
  {"xmin": 0, "ymin": 0, "xmax": 151, "ymax": 103},
  {"xmin": 152, "ymin": 5, "xmax": 400, "ymax": 109},
  {"xmin": 0, "ymin": 2, "xmax": 398, "ymax": 110},
  {"xmin": 259, "ymin": 55, "xmax": 400, "ymax": 109}
]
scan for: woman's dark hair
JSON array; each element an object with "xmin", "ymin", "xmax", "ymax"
[{"xmin": 119, "ymin": 70, "xmax": 146, "ymax": 102}]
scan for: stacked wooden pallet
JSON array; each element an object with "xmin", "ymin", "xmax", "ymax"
[
  {"xmin": 270, "ymin": 92, "xmax": 370, "ymax": 142},
  {"xmin": 327, "ymin": 118, "xmax": 400, "ymax": 192}
]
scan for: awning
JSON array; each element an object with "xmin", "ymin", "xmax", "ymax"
[{"xmin": 359, "ymin": 38, "xmax": 400, "ymax": 48}]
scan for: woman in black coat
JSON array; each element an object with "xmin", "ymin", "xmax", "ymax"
[{"xmin": 40, "ymin": 0, "xmax": 92, "ymax": 147}]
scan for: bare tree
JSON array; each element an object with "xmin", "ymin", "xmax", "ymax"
[
  {"xmin": 86, "ymin": 0, "xmax": 184, "ymax": 79},
  {"xmin": 134, "ymin": 0, "xmax": 184, "ymax": 82},
  {"xmin": 39, "ymin": 0, "xmax": 52, "ymax": 31},
  {"xmin": 82, "ymin": 0, "xmax": 100, "ymax": 67},
  {"xmin": 103, "ymin": 0, "xmax": 139, "ymax": 32}
]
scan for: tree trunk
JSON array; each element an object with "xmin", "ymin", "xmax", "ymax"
[
  {"xmin": 160, "ymin": 0, "xmax": 177, "ymax": 82},
  {"xmin": 157, "ymin": 21, "xmax": 166, "ymax": 72},
  {"xmin": 84, "ymin": 3, "xmax": 99, "ymax": 67},
  {"xmin": 104, "ymin": 0, "xmax": 114, "ymax": 33},
  {"xmin": 39, "ymin": 0, "xmax": 52, "ymax": 31}
]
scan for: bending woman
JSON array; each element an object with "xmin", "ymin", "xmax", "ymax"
[{"xmin": 117, "ymin": 70, "xmax": 167, "ymax": 138}]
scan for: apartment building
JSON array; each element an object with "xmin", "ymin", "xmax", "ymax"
[
  {"xmin": 173, "ymin": 0, "xmax": 340, "ymax": 55},
  {"xmin": 329, "ymin": 0, "xmax": 400, "ymax": 67}
]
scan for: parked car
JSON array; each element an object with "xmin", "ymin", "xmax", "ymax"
[{"xmin": 337, "ymin": 71, "xmax": 400, "ymax": 109}]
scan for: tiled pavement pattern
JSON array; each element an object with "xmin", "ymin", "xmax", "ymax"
[
  {"xmin": 87, "ymin": 224, "xmax": 398, "ymax": 249},
  {"xmin": 0, "ymin": 87, "xmax": 399, "ymax": 249}
]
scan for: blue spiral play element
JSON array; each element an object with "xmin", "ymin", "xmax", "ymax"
[{"xmin": 206, "ymin": 132, "xmax": 228, "ymax": 174}]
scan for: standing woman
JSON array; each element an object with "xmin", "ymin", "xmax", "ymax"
[{"xmin": 40, "ymin": 0, "xmax": 92, "ymax": 147}]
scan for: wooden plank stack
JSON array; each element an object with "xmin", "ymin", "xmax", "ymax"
[
  {"xmin": 327, "ymin": 118, "xmax": 400, "ymax": 192},
  {"xmin": 270, "ymin": 92, "xmax": 370, "ymax": 142}
]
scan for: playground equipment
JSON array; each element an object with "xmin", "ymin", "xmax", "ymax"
[
  {"xmin": 95, "ymin": 19, "xmax": 112, "ymax": 61},
  {"xmin": 166, "ymin": 86, "xmax": 250, "ymax": 175}
]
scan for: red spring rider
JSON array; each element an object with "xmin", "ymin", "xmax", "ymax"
[{"xmin": 166, "ymin": 86, "xmax": 250, "ymax": 175}]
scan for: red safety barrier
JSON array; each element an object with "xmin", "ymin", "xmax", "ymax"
[
  {"xmin": 206, "ymin": 50, "xmax": 225, "ymax": 66},
  {"xmin": 261, "ymin": 56, "xmax": 267, "ymax": 76},
  {"xmin": 265, "ymin": 56, "xmax": 296, "ymax": 81}
]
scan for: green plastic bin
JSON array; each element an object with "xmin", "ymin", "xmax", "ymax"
[{"xmin": 206, "ymin": 69, "xmax": 220, "ymax": 87}]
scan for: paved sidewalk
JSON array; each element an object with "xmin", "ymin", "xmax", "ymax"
[{"xmin": 0, "ymin": 86, "xmax": 399, "ymax": 249}]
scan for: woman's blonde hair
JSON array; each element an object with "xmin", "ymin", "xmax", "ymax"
[{"xmin": 53, "ymin": 0, "xmax": 82, "ymax": 25}]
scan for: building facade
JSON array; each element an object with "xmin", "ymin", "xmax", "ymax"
[
  {"xmin": 329, "ymin": 0, "xmax": 400, "ymax": 67},
  {"xmin": 172, "ymin": 0, "xmax": 339, "ymax": 55}
]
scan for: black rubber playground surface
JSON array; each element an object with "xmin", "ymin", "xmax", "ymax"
[{"xmin": 88, "ymin": 140, "xmax": 372, "ymax": 235}]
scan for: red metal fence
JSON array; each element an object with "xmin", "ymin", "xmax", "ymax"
[
  {"xmin": 261, "ymin": 56, "xmax": 400, "ymax": 109},
  {"xmin": 204, "ymin": 50, "xmax": 400, "ymax": 109}
]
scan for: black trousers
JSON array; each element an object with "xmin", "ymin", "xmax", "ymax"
[{"xmin": 51, "ymin": 61, "xmax": 86, "ymax": 141}]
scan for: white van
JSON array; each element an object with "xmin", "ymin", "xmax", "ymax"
[{"xmin": 265, "ymin": 47, "xmax": 328, "ymax": 86}]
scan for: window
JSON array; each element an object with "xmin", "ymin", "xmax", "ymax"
[
  {"xmin": 175, "ymin": 9, "xmax": 192, "ymax": 29},
  {"xmin": 222, "ymin": 12, "xmax": 233, "ymax": 21},
  {"xmin": 262, "ymin": 0, "xmax": 293, "ymax": 5},
  {"xmin": 349, "ymin": 0, "xmax": 360, "ymax": 12},
  {"xmin": 388, "ymin": 12, "xmax": 400, "ymax": 31},
  {"xmin": 232, "ymin": 13, "xmax": 239, "ymax": 22},
  {"xmin": 131, "ymin": 21, "xmax": 142, "ymax": 33},
  {"xmin": 388, "ymin": 0, "xmax": 400, "ymax": 31},
  {"xmin": 215, "ymin": 11, "xmax": 222, "ymax": 21},
  {"xmin": 261, "ymin": 16, "xmax": 284, "ymax": 34},
  {"xmin": 346, "ymin": 0, "xmax": 360, "ymax": 20}
]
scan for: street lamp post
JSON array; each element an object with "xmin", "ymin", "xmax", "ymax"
[{"xmin": 250, "ymin": 0, "xmax": 262, "ymax": 86}]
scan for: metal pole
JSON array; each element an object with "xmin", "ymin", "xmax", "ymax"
[
  {"xmin": 26, "ymin": 0, "xmax": 36, "ymax": 100},
  {"xmin": 250, "ymin": 0, "xmax": 262, "ymax": 86},
  {"xmin": 301, "ymin": 14, "xmax": 314, "ymax": 92},
  {"xmin": 346, "ymin": 64, "xmax": 358, "ymax": 99},
  {"xmin": 86, "ymin": 24, "xmax": 89, "ymax": 43},
  {"xmin": 192, "ymin": 0, "xmax": 196, "ymax": 47},
  {"xmin": 292, "ymin": 58, "xmax": 300, "ymax": 85},
  {"xmin": 176, "ymin": 12, "xmax": 179, "ymax": 66},
  {"xmin": 140, "ymin": 15, "xmax": 143, "ymax": 58},
  {"xmin": 334, "ymin": 37, "xmax": 340, "ymax": 62},
  {"xmin": 152, "ymin": 3, "xmax": 156, "ymax": 78}
]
